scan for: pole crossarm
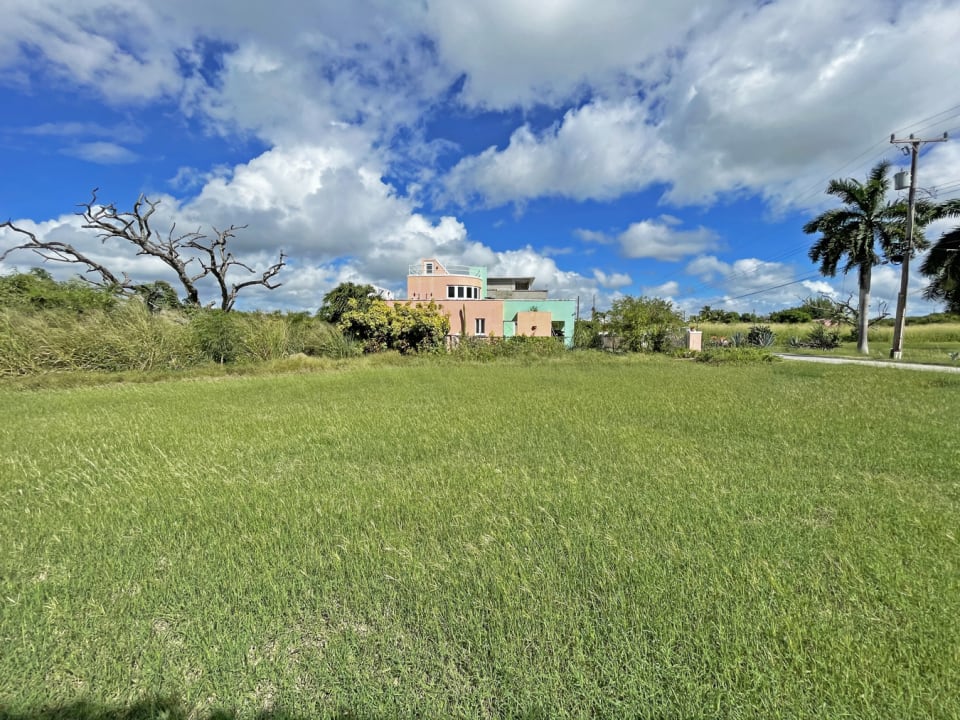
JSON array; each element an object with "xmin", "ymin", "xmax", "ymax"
[{"xmin": 887, "ymin": 132, "xmax": 949, "ymax": 360}]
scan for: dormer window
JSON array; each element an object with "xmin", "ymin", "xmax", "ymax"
[{"xmin": 425, "ymin": 262, "xmax": 434, "ymax": 274}]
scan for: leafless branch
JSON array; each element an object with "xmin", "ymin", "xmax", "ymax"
[
  {"xmin": 1, "ymin": 219, "xmax": 135, "ymax": 292},
  {"xmin": 834, "ymin": 293, "xmax": 890, "ymax": 327}
]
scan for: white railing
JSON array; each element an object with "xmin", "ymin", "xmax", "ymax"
[{"xmin": 408, "ymin": 263, "xmax": 483, "ymax": 278}]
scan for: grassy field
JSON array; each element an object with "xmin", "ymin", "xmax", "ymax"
[
  {"xmin": 697, "ymin": 321, "xmax": 960, "ymax": 365},
  {"xmin": 1, "ymin": 354, "xmax": 959, "ymax": 719}
]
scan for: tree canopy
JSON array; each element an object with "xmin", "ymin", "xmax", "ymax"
[
  {"xmin": 804, "ymin": 161, "xmax": 899, "ymax": 354},
  {"xmin": 607, "ymin": 295, "xmax": 684, "ymax": 352},
  {"xmin": 317, "ymin": 282, "xmax": 376, "ymax": 324},
  {"xmin": 921, "ymin": 226, "xmax": 960, "ymax": 313}
]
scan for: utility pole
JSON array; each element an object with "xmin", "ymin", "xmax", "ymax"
[{"xmin": 888, "ymin": 132, "xmax": 948, "ymax": 359}]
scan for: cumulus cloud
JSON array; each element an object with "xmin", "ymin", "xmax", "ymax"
[
  {"xmin": 439, "ymin": 0, "xmax": 960, "ymax": 211},
  {"xmin": 593, "ymin": 269, "xmax": 632, "ymax": 288},
  {"xmin": 424, "ymin": 0, "xmax": 730, "ymax": 109},
  {"xmin": 643, "ymin": 280, "xmax": 679, "ymax": 298},
  {"xmin": 444, "ymin": 99, "xmax": 672, "ymax": 207},
  {"xmin": 618, "ymin": 216, "xmax": 719, "ymax": 261}
]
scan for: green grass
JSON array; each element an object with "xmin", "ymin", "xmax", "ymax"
[{"xmin": 2, "ymin": 355, "xmax": 959, "ymax": 719}]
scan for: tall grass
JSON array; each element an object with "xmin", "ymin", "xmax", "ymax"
[
  {"xmin": 0, "ymin": 304, "xmax": 356, "ymax": 376},
  {"xmin": 2, "ymin": 355, "xmax": 958, "ymax": 718}
]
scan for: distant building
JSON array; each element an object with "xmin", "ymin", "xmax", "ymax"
[{"xmin": 400, "ymin": 258, "xmax": 576, "ymax": 347}]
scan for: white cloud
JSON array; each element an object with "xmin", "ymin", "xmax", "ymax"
[
  {"xmin": 5, "ymin": 0, "xmax": 960, "ymax": 320},
  {"xmin": 801, "ymin": 280, "xmax": 837, "ymax": 296},
  {"xmin": 574, "ymin": 228, "xmax": 612, "ymax": 244},
  {"xmin": 425, "ymin": 0, "xmax": 731, "ymax": 110},
  {"xmin": 440, "ymin": 0, "xmax": 960, "ymax": 212},
  {"xmin": 618, "ymin": 216, "xmax": 719, "ymax": 261},
  {"xmin": 593, "ymin": 269, "xmax": 632, "ymax": 288},
  {"xmin": 444, "ymin": 99, "xmax": 671, "ymax": 206},
  {"xmin": 643, "ymin": 280, "xmax": 679, "ymax": 298},
  {"xmin": 62, "ymin": 141, "xmax": 139, "ymax": 164}
]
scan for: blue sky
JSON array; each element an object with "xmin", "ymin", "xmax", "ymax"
[{"xmin": 3, "ymin": 0, "xmax": 960, "ymax": 316}]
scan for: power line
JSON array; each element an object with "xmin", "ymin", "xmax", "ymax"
[
  {"xmin": 790, "ymin": 101, "xmax": 960, "ymax": 208},
  {"xmin": 791, "ymin": 139, "xmax": 893, "ymax": 207},
  {"xmin": 652, "ymin": 102, "xmax": 960, "ymax": 307},
  {"xmin": 724, "ymin": 273, "xmax": 823, "ymax": 301},
  {"xmin": 894, "ymin": 102, "xmax": 960, "ymax": 135}
]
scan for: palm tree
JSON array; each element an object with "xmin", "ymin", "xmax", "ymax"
[
  {"xmin": 804, "ymin": 160, "xmax": 898, "ymax": 354},
  {"xmin": 921, "ymin": 226, "xmax": 960, "ymax": 313}
]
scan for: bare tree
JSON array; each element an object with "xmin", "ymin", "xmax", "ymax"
[
  {"xmin": 832, "ymin": 292, "xmax": 890, "ymax": 329},
  {"xmin": 1, "ymin": 189, "xmax": 285, "ymax": 310},
  {"xmin": 185, "ymin": 226, "xmax": 286, "ymax": 312}
]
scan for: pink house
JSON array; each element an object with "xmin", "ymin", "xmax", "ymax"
[{"xmin": 395, "ymin": 258, "xmax": 577, "ymax": 346}]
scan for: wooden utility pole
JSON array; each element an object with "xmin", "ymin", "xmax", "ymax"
[{"xmin": 888, "ymin": 132, "xmax": 948, "ymax": 359}]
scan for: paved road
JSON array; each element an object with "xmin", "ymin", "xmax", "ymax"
[{"xmin": 775, "ymin": 353, "xmax": 960, "ymax": 373}]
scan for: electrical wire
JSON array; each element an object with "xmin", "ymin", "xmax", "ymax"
[
  {"xmin": 650, "ymin": 102, "xmax": 960, "ymax": 305},
  {"xmin": 723, "ymin": 273, "xmax": 823, "ymax": 302}
]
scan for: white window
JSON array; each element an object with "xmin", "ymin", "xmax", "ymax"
[
  {"xmin": 446, "ymin": 284, "xmax": 480, "ymax": 299},
  {"xmin": 475, "ymin": 318, "xmax": 486, "ymax": 335},
  {"xmin": 425, "ymin": 262, "xmax": 434, "ymax": 274}
]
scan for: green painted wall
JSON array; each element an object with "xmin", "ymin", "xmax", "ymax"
[{"xmin": 502, "ymin": 299, "xmax": 577, "ymax": 347}]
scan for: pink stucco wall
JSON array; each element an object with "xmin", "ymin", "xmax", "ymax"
[
  {"xmin": 385, "ymin": 299, "xmax": 504, "ymax": 338},
  {"xmin": 407, "ymin": 274, "xmax": 481, "ymax": 302},
  {"xmin": 515, "ymin": 311, "xmax": 552, "ymax": 337},
  {"xmin": 437, "ymin": 300, "xmax": 504, "ymax": 337}
]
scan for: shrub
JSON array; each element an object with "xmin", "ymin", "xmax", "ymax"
[
  {"xmin": 768, "ymin": 308, "xmax": 813, "ymax": 323},
  {"xmin": 340, "ymin": 300, "xmax": 450, "ymax": 354},
  {"xmin": 746, "ymin": 324, "xmax": 776, "ymax": 348},
  {"xmin": 0, "ymin": 303, "xmax": 201, "ymax": 375},
  {"xmin": 805, "ymin": 324, "xmax": 842, "ymax": 349}
]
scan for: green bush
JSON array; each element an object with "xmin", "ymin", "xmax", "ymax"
[
  {"xmin": 573, "ymin": 320, "xmax": 602, "ymax": 349},
  {"xmin": 340, "ymin": 300, "xmax": 449, "ymax": 354},
  {"xmin": 0, "ymin": 300, "xmax": 361, "ymax": 376},
  {"xmin": 768, "ymin": 308, "xmax": 813, "ymax": 323},
  {"xmin": 746, "ymin": 324, "xmax": 776, "ymax": 348},
  {"xmin": 0, "ymin": 269, "xmax": 118, "ymax": 312}
]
